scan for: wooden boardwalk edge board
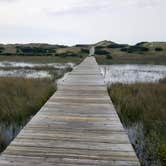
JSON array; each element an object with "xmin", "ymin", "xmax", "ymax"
[{"xmin": 0, "ymin": 57, "xmax": 140, "ymax": 165}]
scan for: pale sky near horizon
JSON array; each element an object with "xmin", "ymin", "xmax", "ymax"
[{"xmin": 0, "ymin": 0, "xmax": 166, "ymax": 45}]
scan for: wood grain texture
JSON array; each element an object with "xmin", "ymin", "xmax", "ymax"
[{"xmin": 0, "ymin": 57, "xmax": 140, "ymax": 165}]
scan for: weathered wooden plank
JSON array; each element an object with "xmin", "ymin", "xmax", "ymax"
[
  {"xmin": 0, "ymin": 56, "xmax": 140, "ymax": 165},
  {"xmin": 0, "ymin": 155, "xmax": 140, "ymax": 166}
]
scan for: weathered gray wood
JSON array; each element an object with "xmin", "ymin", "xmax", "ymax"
[{"xmin": 0, "ymin": 57, "xmax": 140, "ymax": 165}]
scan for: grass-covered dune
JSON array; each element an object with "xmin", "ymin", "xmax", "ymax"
[
  {"xmin": 0, "ymin": 43, "xmax": 89, "ymax": 58},
  {"xmin": 1, "ymin": 41, "xmax": 166, "ymax": 65},
  {"xmin": 0, "ymin": 43, "xmax": 88, "ymax": 65},
  {"xmin": 95, "ymin": 41, "xmax": 166, "ymax": 65},
  {"xmin": 108, "ymin": 78, "xmax": 166, "ymax": 166},
  {"xmin": 0, "ymin": 77, "xmax": 56, "ymax": 124}
]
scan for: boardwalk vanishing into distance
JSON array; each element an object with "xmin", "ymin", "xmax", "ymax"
[{"xmin": 0, "ymin": 57, "xmax": 140, "ymax": 165}]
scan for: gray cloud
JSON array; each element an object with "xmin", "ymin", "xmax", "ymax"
[
  {"xmin": 0, "ymin": 0, "xmax": 166, "ymax": 44},
  {"xmin": 0, "ymin": 0, "xmax": 18, "ymax": 3},
  {"xmin": 132, "ymin": 0, "xmax": 161, "ymax": 8},
  {"xmin": 43, "ymin": 0, "xmax": 162, "ymax": 17},
  {"xmin": 43, "ymin": 3, "xmax": 109, "ymax": 16}
]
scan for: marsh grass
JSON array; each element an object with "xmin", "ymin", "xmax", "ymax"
[
  {"xmin": 108, "ymin": 80, "xmax": 166, "ymax": 165},
  {"xmin": 48, "ymin": 66, "xmax": 72, "ymax": 82},
  {"xmin": 0, "ymin": 68, "xmax": 70, "ymax": 153},
  {"xmin": 0, "ymin": 77, "xmax": 56, "ymax": 124}
]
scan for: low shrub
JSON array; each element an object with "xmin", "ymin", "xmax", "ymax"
[
  {"xmin": 159, "ymin": 77, "xmax": 166, "ymax": 83},
  {"xmin": 107, "ymin": 44, "xmax": 127, "ymax": 49},
  {"xmin": 16, "ymin": 46, "xmax": 56, "ymax": 54},
  {"xmin": 120, "ymin": 48, "xmax": 128, "ymax": 52},
  {"xmin": 121, "ymin": 46, "xmax": 149, "ymax": 53},
  {"xmin": 135, "ymin": 42, "xmax": 148, "ymax": 46},
  {"xmin": 106, "ymin": 54, "xmax": 112, "ymax": 59},
  {"xmin": 81, "ymin": 48, "xmax": 89, "ymax": 54},
  {"xmin": 95, "ymin": 49, "xmax": 110, "ymax": 55},
  {"xmin": 0, "ymin": 53, "xmax": 13, "ymax": 56},
  {"xmin": 155, "ymin": 47, "xmax": 163, "ymax": 51},
  {"xmin": 75, "ymin": 44, "xmax": 89, "ymax": 47},
  {"xmin": 95, "ymin": 46, "xmax": 106, "ymax": 49}
]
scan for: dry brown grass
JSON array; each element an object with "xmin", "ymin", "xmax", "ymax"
[
  {"xmin": 108, "ymin": 80, "xmax": 166, "ymax": 165},
  {"xmin": 0, "ymin": 77, "xmax": 56, "ymax": 124}
]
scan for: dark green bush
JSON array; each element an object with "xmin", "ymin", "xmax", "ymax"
[
  {"xmin": 95, "ymin": 49, "xmax": 110, "ymax": 55},
  {"xmin": 135, "ymin": 42, "xmax": 148, "ymax": 46},
  {"xmin": 155, "ymin": 47, "xmax": 163, "ymax": 51},
  {"xmin": 106, "ymin": 54, "xmax": 112, "ymax": 59},
  {"xmin": 0, "ymin": 47, "xmax": 4, "ymax": 54},
  {"xmin": 16, "ymin": 46, "xmax": 55, "ymax": 54},
  {"xmin": 107, "ymin": 44, "xmax": 127, "ymax": 49},
  {"xmin": 120, "ymin": 48, "xmax": 128, "ymax": 52},
  {"xmin": 95, "ymin": 46, "xmax": 106, "ymax": 49},
  {"xmin": 75, "ymin": 44, "xmax": 89, "ymax": 47},
  {"xmin": 132, "ymin": 46, "xmax": 149, "ymax": 52},
  {"xmin": 81, "ymin": 48, "xmax": 89, "ymax": 53},
  {"xmin": 121, "ymin": 46, "xmax": 149, "ymax": 53},
  {"xmin": 57, "ymin": 45, "xmax": 68, "ymax": 48},
  {"xmin": 1, "ymin": 53, "xmax": 13, "ymax": 56}
]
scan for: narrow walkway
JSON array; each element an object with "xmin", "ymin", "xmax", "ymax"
[{"xmin": 0, "ymin": 57, "xmax": 140, "ymax": 165}]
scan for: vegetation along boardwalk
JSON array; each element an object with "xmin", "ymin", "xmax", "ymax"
[{"xmin": 0, "ymin": 57, "xmax": 140, "ymax": 165}]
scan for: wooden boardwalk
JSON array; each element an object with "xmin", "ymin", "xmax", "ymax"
[{"xmin": 0, "ymin": 57, "xmax": 140, "ymax": 165}]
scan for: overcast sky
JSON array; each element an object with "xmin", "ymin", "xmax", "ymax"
[{"xmin": 0, "ymin": 0, "xmax": 166, "ymax": 45}]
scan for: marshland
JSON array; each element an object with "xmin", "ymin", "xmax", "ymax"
[
  {"xmin": 108, "ymin": 79, "xmax": 166, "ymax": 166},
  {"xmin": 0, "ymin": 41, "xmax": 166, "ymax": 166},
  {"xmin": 1, "ymin": 0, "xmax": 166, "ymax": 165},
  {"xmin": 0, "ymin": 53, "xmax": 84, "ymax": 153}
]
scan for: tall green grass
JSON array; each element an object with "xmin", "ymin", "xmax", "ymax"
[
  {"xmin": 0, "ymin": 77, "xmax": 56, "ymax": 124},
  {"xmin": 108, "ymin": 80, "xmax": 166, "ymax": 165}
]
